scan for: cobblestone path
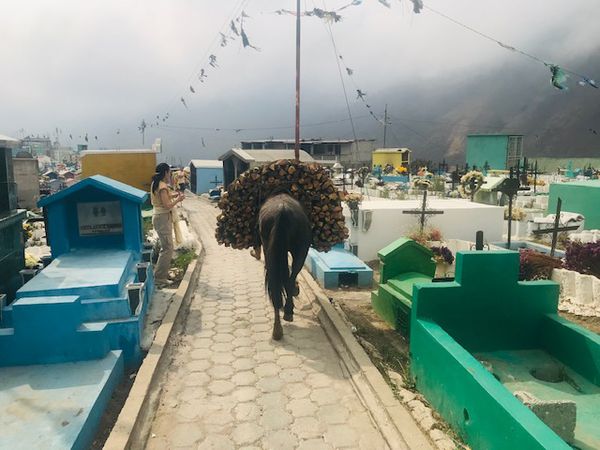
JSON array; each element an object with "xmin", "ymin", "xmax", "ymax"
[{"xmin": 146, "ymin": 197, "xmax": 388, "ymax": 449}]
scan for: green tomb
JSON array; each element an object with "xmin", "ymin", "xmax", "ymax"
[
  {"xmin": 370, "ymin": 238, "xmax": 436, "ymax": 334},
  {"xmin": 410, "ymin": 250, "xmax": 600, "ymax": 450},
  {"xmin": 548, "ymin": 180, "xmax": 600, "ymax": 230}
]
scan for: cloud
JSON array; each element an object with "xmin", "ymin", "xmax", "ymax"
[{"xmin": 1, "ymin": 0, "xmax": 599, "ymax": 162}]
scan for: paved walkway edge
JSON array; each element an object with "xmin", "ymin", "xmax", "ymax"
[
  {"xmin": 298, "ymin": 269, "xmax": 435, "ymax": 450},
  {"xmin": 104, "ymin": 250, "xmax": 203, "ymax": 450}
]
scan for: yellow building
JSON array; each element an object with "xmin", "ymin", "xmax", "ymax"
[
  {"xmin": 80, "ymin": 149, "xmax": 157, "ymax": 192},
  {"xmin": 371, "ymin": 148, "xmax": 411, "ymax": 170}
]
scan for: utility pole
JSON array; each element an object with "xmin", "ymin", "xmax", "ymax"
[
  {"xmin": 383, "ymin": 104, "xmax": 388, "ymax": 148},
  {"xmin": 294, "ymin": 0, "xmax": 301, "ymax": 161},
  {"xmin": 138, "ymin": 120, "xmax": 147, "ymax": 146}
]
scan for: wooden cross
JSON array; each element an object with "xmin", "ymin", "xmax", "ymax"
[
  {"xmin": 531, "ymin": 197, "xmax": 580, "ymax": 257},
  {"xmin": 402, "ymin": 189, "xmax": 444, "ymax": 233}
]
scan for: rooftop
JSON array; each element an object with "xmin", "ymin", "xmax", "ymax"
[
  {"xmin": 0, "ymin": 134, "xmax": 20, "ymax": 148},
  {"xmin": 190, "ymin": 159, "xmax": 223, "ymax": 168},
  {"xmin": 219, "ymin": 148, "xmax": 315, "ymax": 163},
  {"xmin": 373, "ymin": 147, "xmax": 411, "ymax": 153},
  {"xmin": 80, "ymin": 149, "xmax": 157, "ymax": 156},
  {"xmin": 241, "ymin": 138, "xmax": 373, "ymax": 144},
  {"xmin": 38, "ymin": 174, "xmax": 148, "ymax": 207}
]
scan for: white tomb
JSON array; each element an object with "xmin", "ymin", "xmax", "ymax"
[{"xmin": 346, "ymin": 197, "xmax": 504, "ymax": 262}]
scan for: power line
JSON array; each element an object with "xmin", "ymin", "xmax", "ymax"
[
  {"xmin": 423, "ymin": 4, "xmax": 597, "ymax": 86},
  {"xmin": 154, "ymin": 115, "xmax": 372, "ymax": 133},
  {"xmin": 320, "ymin": 0, "xmax": 360, "ymax": 162}
]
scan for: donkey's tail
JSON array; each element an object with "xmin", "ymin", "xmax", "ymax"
[{"xmin": 264, "ymin": 208, "xmax": 289, "ymax": 311}]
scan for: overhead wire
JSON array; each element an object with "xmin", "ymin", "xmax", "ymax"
[
  {"xmin": 319, "ymin": 0, "xmax": 361, "ymax": 162},
  {"xmin": 154, "ymin": 114, "xmax": 372, "ymax": 133},
  {"xmin": 423, "ymin": 4, "xmax": 596, "ymax": 84}
]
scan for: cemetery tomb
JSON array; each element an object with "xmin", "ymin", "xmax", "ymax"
[
  {"xmin": 347, "ymin": 197, "xmax": 503, "ymax": 262},
  {"xmin": 371, "ymin": 238, "xmax": 436, "ymax": 334},
  {"xmin": 0, "ymin": 175, "xmax": 153, "ymax": 366},
  {"xmin": 410, "ymin": 250, "xmax": 600, "ymax": 450},
  {"xmin": 0, "ymin": 136, "xmax": 26, "ymax": 301},
  {"xmin": 189, "ymin": 159, "xmax": 223, "ymax": 194},
  {"xmin": 0, "ymin": 175, "xmax": 154, "ymax": 449},
  {"xmin": 305, "ymin": 244, "xmax": 373, "ymax": 289},
  {"xmin": 548, "ymin": 180, "xmax": 600, "ymax": 230}
]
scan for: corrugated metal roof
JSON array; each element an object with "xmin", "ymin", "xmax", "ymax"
[
  {"xmin": 190, "ymin": 159, "xmax": 223, "ymax": 168},
  {"xmin": 219, "ymin": 148, "xmax": 315, "ymax": 163}
]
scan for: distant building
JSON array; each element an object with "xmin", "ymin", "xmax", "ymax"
[
  {"xmin": 240, "ymin": 139, "xmax": 376, "ymax": 167},
  {"xmin": 13, "ymin": 151, "xmax": 40, "ymax": 210},
  {"xmin": 219, "ymin": 148, "xmax": 324, "ymax": 188},
  {"xmin": 189, "ymin": 160, "xmax": 223, "ymax": 194},
  {"xmin": 19, "ymin": 136, "xmax": 53, "ymax": 157},
  {"xmin": 466, "ymin": 134, "xmax": 523, "ymax": 171},
  {"xmin": 52, "ymin": 146, "xmax": 76, "ymax": 163},
  {"xmin": 371, "ymin": 148, "xmax": 411, "ymax": 169}
]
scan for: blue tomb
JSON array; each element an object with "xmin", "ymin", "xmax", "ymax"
[
  {"xmin": 306, "ymin": 245, "xmax": 373, "ymax": 289},
  {"xmin": 0, "ymin": 175, "xmax": 154, "ymax": 368}
]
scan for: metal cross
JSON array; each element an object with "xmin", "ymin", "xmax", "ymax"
[
  {"xmin": 530, "ymin": 160, "xmax": 539, "ymax": 194},
  {"xmin": 498, "ymin": 167, "xmax": 530, "ymax": 247},
  {"xmin": 209, "ymin": 175, "xmax": 223, "ymax": 187},
  {"xmin": 531, "ymin": 197, "xmax": 580, "ymax": 256},
  {"xmin": 402, "ymin": 189, "xmax": 444, "ymax": 233}
]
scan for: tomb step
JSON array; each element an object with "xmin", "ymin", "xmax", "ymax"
[
  {"xmin": 11, "ymin": 295, "xmax": 82, "ymax": 331},
  {"xmin": 1, "ymin": 305, "xmax": 13, "ymax": 327},
  {"xmin": 0, "ymin": 328, "xmax": 14, "ymax": 336},
  {"xmin": 80, "ymin": 296, "xmax": 132, "ymax": 321},
  {"xmin": 0, "ymin": 319, "xmax": 111, "ymax": 367},
  {"xmin": 82, "ymin": 318, "xmax": 142, "ymax": 366},
  {"xmin": 386, "ymin": 272, "xmax": 433, "ymax": 299}
]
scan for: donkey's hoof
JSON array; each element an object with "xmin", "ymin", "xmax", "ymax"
[
  {"xmin": 283, "ymin": 312, "xmax": 294, "ymax": 322},
  {"xmin": 272, "ymin": 327, "xmax": 283, "ymax": 341}
]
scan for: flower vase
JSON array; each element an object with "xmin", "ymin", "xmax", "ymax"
[{"xmin": 435, "ymin": 262, "xmax": 450, "ymax": 278}]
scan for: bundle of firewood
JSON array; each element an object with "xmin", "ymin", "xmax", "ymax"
[{"xmin": 215, "ymin": 160, "xmax": 349, "ymax": 252}]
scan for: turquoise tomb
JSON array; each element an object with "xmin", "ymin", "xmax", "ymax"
[{"xmin": 0, "ymin": 175, "xmax": 154, "ymax": 449}]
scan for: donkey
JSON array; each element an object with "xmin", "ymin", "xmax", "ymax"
[{"xmin": 258, "ymin": 193, "xmax": 312, "ymax": 340}]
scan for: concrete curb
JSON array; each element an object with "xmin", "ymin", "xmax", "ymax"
[
  {"xmin": 103, "ymin": 250, "xmax": 203, "ymax": 450},
  {"xmin": 298, "ymin": 269, "xmax": 435, "ymax": 450}
]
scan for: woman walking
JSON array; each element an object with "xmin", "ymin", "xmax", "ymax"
[{"xmin": 151, "ymin": 163, "xmax": 183, "ymax": 287}]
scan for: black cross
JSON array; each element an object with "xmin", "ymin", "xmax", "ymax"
[
  {"xmin": 520, "ymin": 157, "xmax": 529, "ymax": 186},
  {"xmin": 498, "ymin": 168, "xmax": 530, "ymax": 247},
  {"xmin": 402, "ymin": 189, "xmax": 444, "ymax": 233},
  {"xmin": 531, "ymin": 197, "xmax": 580, "ymax": 257},
  {"xmin": 450, "ymin": 165, "xmax": 461, "ymax": 191},
  {"xmin": 209, "ymin": 175, "xmax": 223, "ymax": 187},
  {"xmin": 530, "ymin": 160, "xmax": 540, "ymax": 194}
]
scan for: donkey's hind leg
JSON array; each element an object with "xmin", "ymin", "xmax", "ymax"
[
  {"xmin": 283, "ymin": 246, "xmax": 309, "ymax": 322},
  {"xmin": 272, "ymin": 308, "xmax": 283, "ymax": 340}
]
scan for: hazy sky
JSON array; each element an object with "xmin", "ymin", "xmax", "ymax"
[{"xmin": 2, "ymin": 0, "xmax": 599, "ymax": 162}]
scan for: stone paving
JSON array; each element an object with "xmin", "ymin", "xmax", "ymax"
[{"xmin": 146, "ymin": 197, "xmax": 388, "ymax": 449}]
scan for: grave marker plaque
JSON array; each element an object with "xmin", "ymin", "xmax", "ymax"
[{"xmin": 77, "ymin": 201, "xmax": 123, "ymax": 236}]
